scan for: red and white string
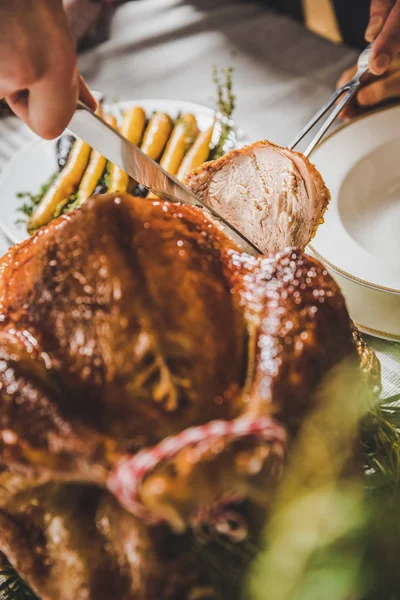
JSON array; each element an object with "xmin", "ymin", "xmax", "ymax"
[{"xmin": 108, "ymin": 416, "xmax": 286, "ymax": 532}]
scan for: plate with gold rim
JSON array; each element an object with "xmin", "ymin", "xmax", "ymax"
[
  {"xmin": 309, "ymin": 104, "xmax": 400, "ymax": 296},
  {"xmin": 307, "ymin": 104, "xmax": 400, "ymax": 340}
]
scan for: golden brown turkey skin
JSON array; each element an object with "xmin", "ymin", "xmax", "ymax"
[
  {"xmin": 0, "ymin": 194, "xmax": 248, "ymax": 479},
  {"xmin": 0, "ymin": 194, "xmax": 361, "ymax": 599},
  {"xmin": 0, "ymin": 194, "xmax": 354, "ymax": 482},
  {"xmin": 0, "ymin": 473, "xmax": 261, "ymax": 600}
]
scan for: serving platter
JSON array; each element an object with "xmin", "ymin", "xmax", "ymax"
[
  {"xmin": 0, "ymin": 99, "xmax": 243, "ymax": 246},
  {"xmin": 308, "ymin": 104, "xmax": 400, "ymax": 341}
]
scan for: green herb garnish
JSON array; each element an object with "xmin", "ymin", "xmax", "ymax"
[
  {"xmin": 210, "ymin": 66, "xmax": 237, "ymax": 160},
  {"xmin": 103, "ymin": 162, "xmax": 111, "ymax": 190},
  {"xmin": 0, "ymin": 566, "xmax": 38, "ymax": 600},
  {"xmin": 213, "ymin": 65, "xmax": 236, "ymax": 120},
  {"xmin": 362, "ymin": 395, "xmax": 400, "ymax": 497},
  {"xmin": 16, "ymin": 172, "xmax": 58, "ymax": 220}
]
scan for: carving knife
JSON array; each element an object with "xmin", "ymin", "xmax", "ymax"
[{"xmin": 67, "ymin": 101, "xmax": 262, "ymax": 256}]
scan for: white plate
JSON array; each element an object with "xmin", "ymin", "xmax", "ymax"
[
  {"xmin": 0, "ymin": 99, "xmax": 241, "ymax": 245},
  {"xmin": 306, "ymin": 247, "xmax": 400, "ymax": 342},
  {"xmin": 308, "ymin": 105, "xmax": 400, "ymax": 341},
  {"xmin": 309, "ymin": 105, "xmax": 400, "ymax": 294}
]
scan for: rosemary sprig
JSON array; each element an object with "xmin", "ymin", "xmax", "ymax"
[
  {"xmin": 359, "ymin": 394, "xmax": 400, "ymax": 599},
  {"xmin": 362, "ymin": 394, "xmax": 400, "ymax": 496},
  {"xmin": 0, "ymin": 567, "xmax": 37, "ymax": 600}
]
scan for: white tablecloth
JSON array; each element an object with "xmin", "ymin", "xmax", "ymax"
[{"xmin": 0, "ymin": 0, "xmax": 399, "ymax": 397}]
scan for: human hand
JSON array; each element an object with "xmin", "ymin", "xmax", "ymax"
[
  {"xmin": 337, "ymin": 54, "xmax": 400, "ymax": 120},
  {"xmin": 0, "ymin": 0, "xmax": 96, "ymax": 139},
  {"xmin": 366, "ymin": 0, "xmax": 400, "ymax": 74}
]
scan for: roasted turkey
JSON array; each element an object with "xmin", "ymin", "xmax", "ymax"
[{"xmin": 0, "ymin": 143, "xmax": 378, "ymax": 600}]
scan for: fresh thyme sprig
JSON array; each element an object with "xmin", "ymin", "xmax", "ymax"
[
  {"xmin": 210, "ymin": 66, "xmax": 237, "ymax": 160},
  {"xmin": 213, "ymin": 65, "xmax": 236, "ymax": 120}
]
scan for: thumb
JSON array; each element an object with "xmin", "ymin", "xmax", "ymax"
[{"xmin": 78, "ymin": 75, "xmax": 98, "ymax": 111}]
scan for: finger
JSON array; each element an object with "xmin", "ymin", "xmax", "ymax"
[
  {"xmin": 336, "ymin": 65, "xmax": 357, "ymax": 90},
  {"xmin": 366, "ymin": 0, "xmax": 393, "ymax": 41},
  {"xmin": 357, "ymin": 73, "xmax": 400, "ymax": 105},
  {"xmin": 0, "ymin": 47, "xmax": 47, "ymax": 107},
  {"xmin": 7, "ymin": 64, "xmax": 79, "ymax": 140},
  {"xmin": 357, "ymin": 80, "xmax": 388, "ymax": 105},
  {"xmin": 0, "ymin": 54, "xmax": 46, "ymax": 97},
  {"xmin": 370, "ymin": 1, "xmax": 400, "ymax": 74},
  {"xmin": 6, "ymin": 70, "xmax": 78, "ymax": 139},
  {"xmin": 27, "ymin": 65, "xmax": 79, "ymax": 139},
  {"xmin": 78, "ymin": 75, "xmax": 98, "ymax": 111},
  {"xmin": 12, "ymin": 75, "xmax": 99, "ymax": 128},
  {"xmin": 4, "ymin": 90, "xmax": 30, "ymax": 124},
  {"xmin": 338, "ymin": 99, "xmax": 359, "ymax": 121}
]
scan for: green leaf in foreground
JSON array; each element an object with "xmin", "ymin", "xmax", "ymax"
[{"xmin": 249, "ymin": 367, "xmax": 400, "ymax": 600}]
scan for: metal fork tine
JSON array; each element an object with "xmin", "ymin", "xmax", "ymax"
[
  {"xmin": 290, "ymin": 87, "xmax": 347, "ymax": 150},
  {"xmin": 303, "ymin": 86, "xmax": 358, "ymax": 157},
  {"xmin": 290, "ymin": 44, "xmax": 372, "ymax": 157}
]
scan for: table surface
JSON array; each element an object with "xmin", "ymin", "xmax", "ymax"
[{"xmin": 0, "ymin": 0, "xmax": 398, "ymax": 397}]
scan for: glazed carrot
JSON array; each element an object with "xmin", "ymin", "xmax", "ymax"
[
  {"xmin": 121, "ymin": 106, "xmax": 147, "ymax": 145},
  {"xmin": 77, "ymin": 114, "xmax": 116, "ymax": 205},
  {"xmin": 140, "ymin": 113, "xmax": 173, "ymax": 161},
  {"xmin": 160, "ymin": 114, "xmax": 198, "ymax": 175},
  {"xmin": 28, "ymin": 138, "xmax": 91, "ymax": 232},
  {"xmin": 108, "ymin": 107, "xmax": 146, "ymax": 193},
  {"xmin": 148, "ymin": 114, "xmax": 199, "ymax": 199},
  {"xmin": 177, "ymin": 126, "xmax": 214, "ymax": 181}
]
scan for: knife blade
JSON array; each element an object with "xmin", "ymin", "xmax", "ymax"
[{"xmin": 67, "ymin": 101, "xmax": 262, "ymax": 256}]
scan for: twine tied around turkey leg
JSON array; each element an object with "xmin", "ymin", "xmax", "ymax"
[{"xmin": 108, "ymin": 416, "xmax": 287, "ymax": 542}]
